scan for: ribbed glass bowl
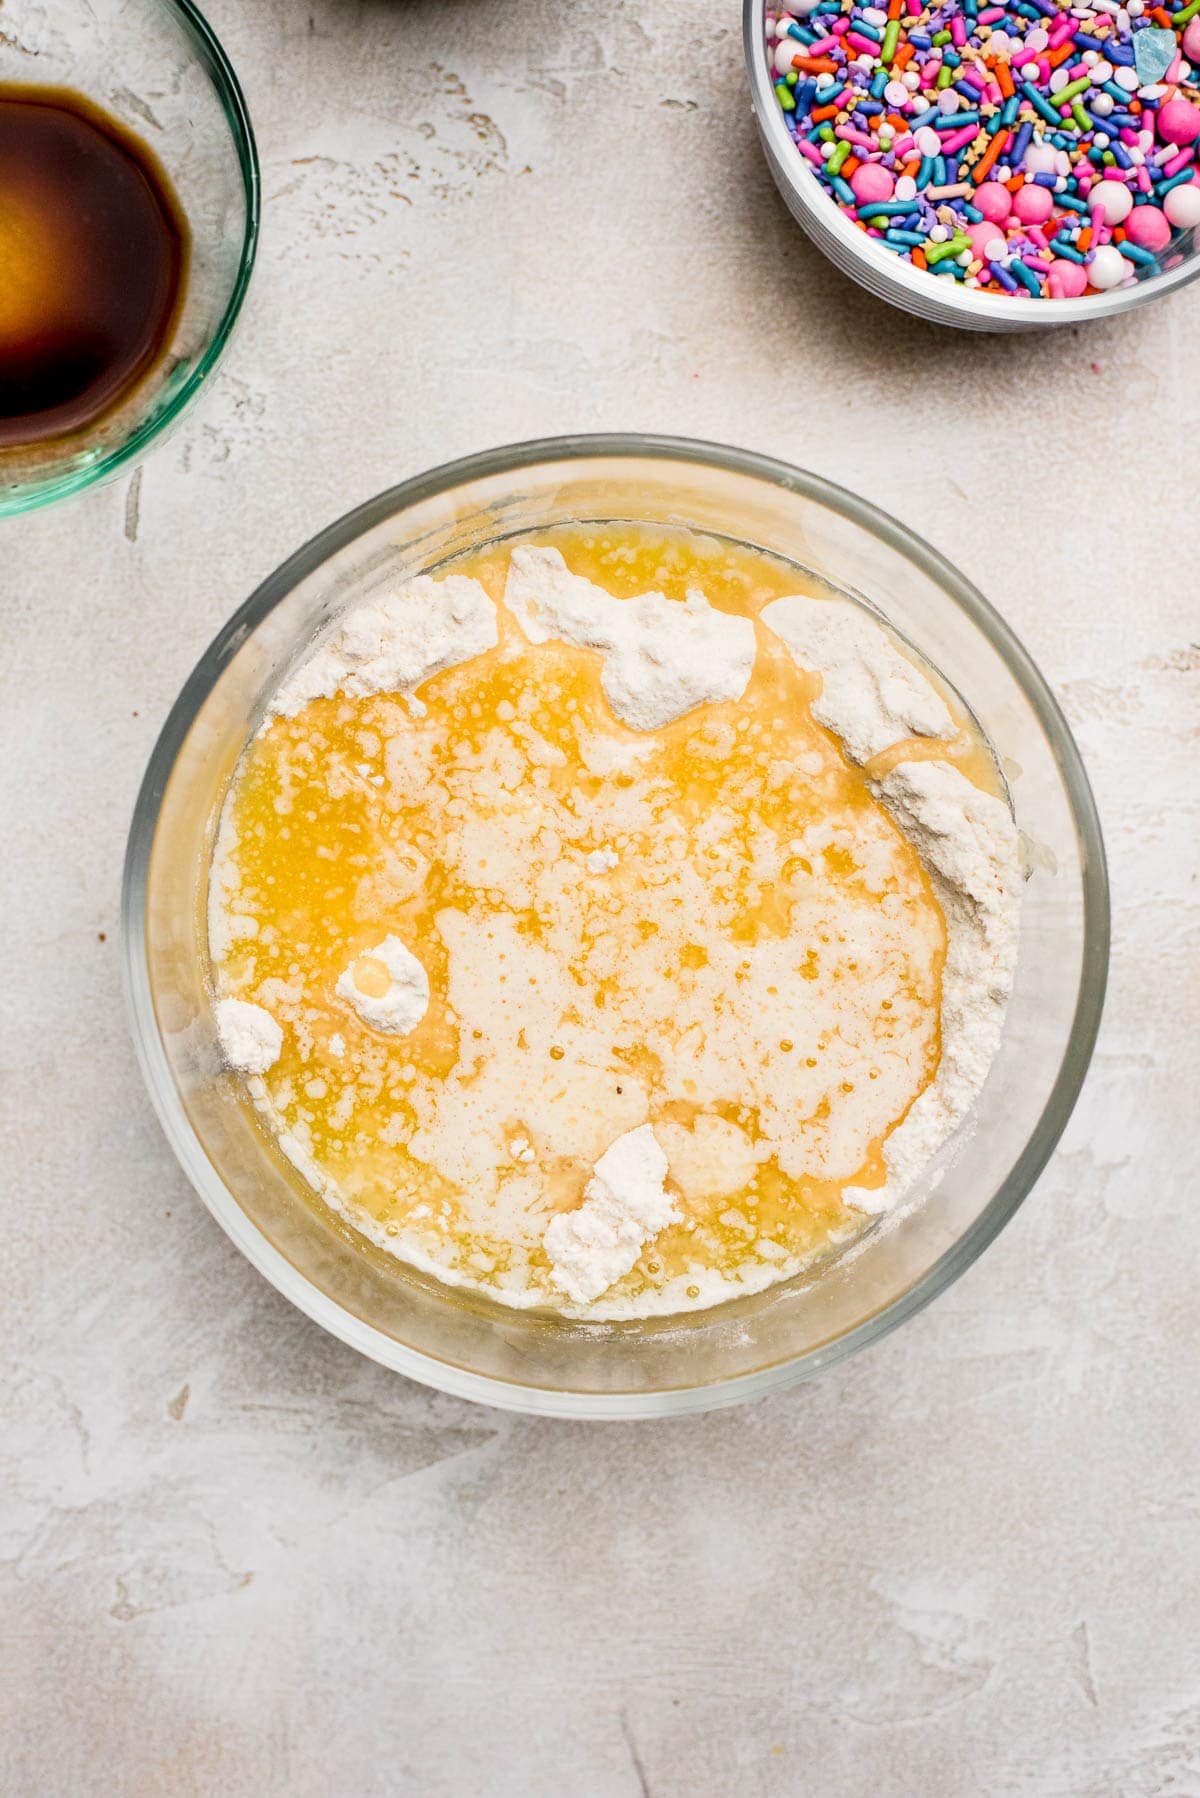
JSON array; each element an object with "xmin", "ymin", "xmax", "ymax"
[
  {"xmin": 744, "ymin": 0, "xmax": 1200, "ymax": 331},
  {"xmin": 0, "ymin": 0, "xmax": 258, "ymax": 516},
  {"xmin": 123, "ymin": 436, "xmax": 1109, "ymax": 1417}
]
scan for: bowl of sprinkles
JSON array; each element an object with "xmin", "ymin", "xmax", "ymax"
[{"xmin": 746, "ymin": 0, "xmax": 1200, "ymax": 325}]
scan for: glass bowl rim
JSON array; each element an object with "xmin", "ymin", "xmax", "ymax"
[
  {"xmin": 743, "ymin": 0, "xmax": 1200, "ymax": 329},
  {"xmin": 122, "ymin": 432, "xmax": 1111, "ymax": 1418},
  {"xmin": 2, "ymin": 0, "xmax": 261, "ymax": 517}
]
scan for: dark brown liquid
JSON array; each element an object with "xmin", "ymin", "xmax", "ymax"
[{"xmin": 0, "ymin": 86, "xmax": 187, "ymax": 448}]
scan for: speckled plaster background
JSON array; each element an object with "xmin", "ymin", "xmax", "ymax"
[{"xmin": 3, "ymin": 2, "xmax": 1198, "ymax": 1792}]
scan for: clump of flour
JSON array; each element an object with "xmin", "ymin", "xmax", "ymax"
[
  {"xmin": 215, "ymin": 998, "xmax": 282, "ymax": 1074},
  {"xmin": 269, "ymin": 574, "xmax": 497, "ymax": 718},
  {"xmin": 843, "ymin": 759, "xmax": 1021, "ymax": 1214},
  {"xmin": 765, "ymin": 598, "xmax": 1022, "ymax": 1220},
  {"xmin": 543, "ymin": 1124, "xmax": 679, "ymax": 1303},
  {"xmin": 335, "ymin": 935, "xmax": 430, "ymax": 1035},
  {"xmin": 505, "ymin": 545, "xmax": 755, "ymax": 729},
  {"xmin": 762, "ymin": 593, "xmax": 954, "ymax": 762}
]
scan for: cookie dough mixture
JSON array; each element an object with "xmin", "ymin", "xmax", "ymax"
[{"xmin": 209, "ymin": 525, "xmax": 1021, "ymax": 1319}]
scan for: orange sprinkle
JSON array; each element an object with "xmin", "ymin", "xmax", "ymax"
[
  {"xmin": 843, "ymin": 155, "xmax": 861, "ymax": 176},
  {"xmin": 791, "ymin": 54, "xmax": 839, "ymax": 73},
  {"xmin": 911, "ymin": 246, "xmax": 928, "ymax": 270},
  {"xmin": 886, "ymin": 111, "xmax": 910, "ymax": 132},
  {"xmin": 902, "ymin": 156, "xmax": 922, "ymax": 179},
  {"xmin": 1004, "ymin": 174, "xmax": 1025, "ymax": 193},
  {"xmin": 1077, "ymin": 226, "xmax": 1093, "ymax": 253},
  {"xmin": 1046, "ymin": 43, "xmax": 1076, "ymax": 68},
  {"xmin": 888, "ymin": 0, "xmax": 902, "ymax": 15},
  {"xmin": 892, "ymin": 43, "xmax": 915, "ymax": 70},
  {"xmin": 1151, "ymin": 5, "xmax": 1173, "ymax": 23},
  {"xmin": 970, "ymin": 132, "xmax": 1007, "ymax": 185},
  {"xmin": 812, "ymin": 103, "xmax": 841, "ymax": 122},
  {"xmin": 993, "ymin": 61, "xmax": 1015, "ymax": 98}
]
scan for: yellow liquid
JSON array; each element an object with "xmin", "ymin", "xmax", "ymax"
[{"xmin": 212, "ymin": 525, "xmax": 1000, "ymax": 1316}]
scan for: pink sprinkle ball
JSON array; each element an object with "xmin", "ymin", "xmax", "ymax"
[
  {"xmin": 1184, "ymin": 18, "xmax": 1200, "ymax": 62},
  {"xmin": 1158, "ymin": 98, "xmax": 1200, "ymax": 147},
  {"xmin": 1012, "ymin": 184, "xmax": 1054, "ymax": 225},
  {"xmin": 968, "ymin": 221, "xmax": 1006, "ymax": 262},
  {"xmin": 1048, "ymin": 261, "xmax": 1089, "ymax": 299},
  {"xmin": 849, "ymin": 162, "xmax": 895, "ymax": 205},
  {"xmin": 975, "ymin": 183, "xmax": 1012, "ymax": 224},
  {"xmin": 1164, "ymin": 180, "xmax": 1200, "ymax": 230},
  {"xmin": 1124, "ymin": 205, "xmax": 1172, "ymax": 253}
]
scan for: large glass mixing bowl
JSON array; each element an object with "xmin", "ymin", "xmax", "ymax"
[{"xmin": 123, "ymin": 437, "xmax": 1109, "ymax": 1417}]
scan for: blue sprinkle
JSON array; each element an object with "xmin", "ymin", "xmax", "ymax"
[
  {"xmin": 1134, "ymin": 24, "xmax": 1177, "ymax": 85},
  {"xmin": 1022, "ymin": 82, "xmax": 1065, "ymax": 127},
  {"xmin": 1158, "ymin": 166, "xmax": 1200, "ymax": 194}
]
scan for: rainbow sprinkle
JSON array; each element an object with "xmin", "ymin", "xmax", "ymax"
[{"xmin": 767, "ymin": 0, "xmax": 1200, "ymax": 297}]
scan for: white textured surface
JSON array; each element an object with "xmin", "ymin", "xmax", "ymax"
[{"xmin": 2, "ymin": 1, "xmax": 1198, "ymax": 1791}]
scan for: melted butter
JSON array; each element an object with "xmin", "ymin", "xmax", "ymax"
[{"xmin": 213, "ymin": 524, "xmax": 999, "ymax": 1315}]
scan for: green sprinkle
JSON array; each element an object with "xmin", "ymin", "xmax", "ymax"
[
  {"xmin": 826, "ymin": 139, "xmax": 851, "ymax": 175},
  {"xmin": 775, "ymin": 81, "xmax": 796, "ymax": 110},
  {"xmin": 925, "ymin": 234, "xmax": 969, "ymax": 265},
  {"xmin": 1055, "ymin": 76, "xmax": 1092, "ymax": 106},
  {"xmin": 882, "ymin": 18, "xmax": 900, "ymax": 60},
  {"xmin": 1071, "ymin": 101, "xmax": 1090, "ymax": 132},
  {"xmin": 932, "ymin": 28, "xmax": 952, "ymax": 43},
  {"xmin": 1173, "ymin": 0, "xmax": 1200, "ymax": 23},
  {"xmin": 937, "ymin": 64, "xmax": 954, "ymax": 87}
]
